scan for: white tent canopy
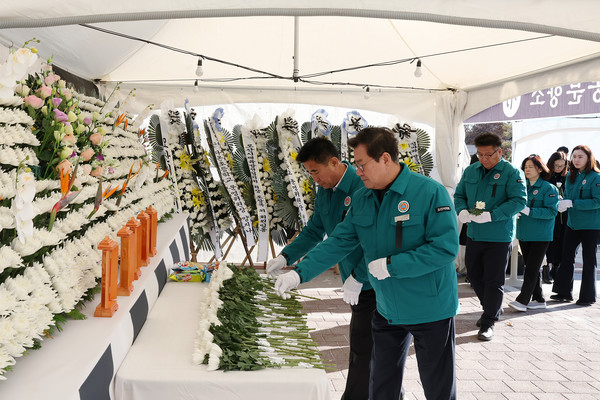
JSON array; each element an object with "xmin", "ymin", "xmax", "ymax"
[{"xmin": 3, "ymin": 0, "xmax": 600, "ymax": 186}]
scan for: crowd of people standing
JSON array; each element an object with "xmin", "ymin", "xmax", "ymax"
[{"xmin": 269, "ymin": 128, "xmax": 598, "ymax": 399}]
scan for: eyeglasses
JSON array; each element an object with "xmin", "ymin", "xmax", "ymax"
[
  {"xmin": 354, "ymin": 158, "xmax": 374, "ymax": 172},
  {"xmin": 476, "ymin": 148, "xmax": 499, "ymax": 159}
]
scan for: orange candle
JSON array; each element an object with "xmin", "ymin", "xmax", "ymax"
[
  {"xmin": 117, "ymin": 227, "xmax": 135, "ymax": 296},
  {"xmin": 94, "ymin": 236, "xmax": 119, "ymax": 317}
]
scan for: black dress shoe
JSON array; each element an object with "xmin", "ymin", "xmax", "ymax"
[
  {"xmin": 576, "ymin": 300, "xmax": 595, "ymax": 306},
  {"xmin": 550, "ymin": 294, "xmax": 573, "ymax": 302},
  {"xmin": 477, "ymin": 326, "xmax": 494, "ymax": 341}
]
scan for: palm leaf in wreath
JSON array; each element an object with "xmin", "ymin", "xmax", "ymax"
[
  {"xmin": 300, "ymin": 121, "xmax": 312, "ymax": 145},
  {"xmin": 147, "ymin": 114, "xmax": 167, "ymax": 170},
  {"xmin": 415, "ymin": 127, "xmax": 433, "ymax": 176},
  {"xmin": 232, "ymin": 124, "xmax": 245, "ymax": 154},
  {"xmin": 221, "ymin": 126, "xmax": 237, "ymax": 154},
  {"xmin": 330, "ymin": 125, "xmax": 342, "ymax": 157},
  {"xmin": 265, "ymin": 118, "xmax": 300, "ymax": 231},
  {"xmin": 191, "ymin": 231, "xmax": 215, "ymax": 252},
  {"xmin": 272, "ymin": 171, "xmax": 300, "ymax": 230}
]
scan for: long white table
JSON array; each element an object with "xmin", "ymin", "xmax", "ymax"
[
  {"xmin": 114, "ymin": 282, "xmax": 331, "ymax": 400},
  {"xmin": 0, "ymin": 213, "xmax": 190, "ymax": 400}
]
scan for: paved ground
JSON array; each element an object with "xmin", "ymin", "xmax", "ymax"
[{"xmin": 290, "ymin": 267, "xmax": 600, "ymax": 400}]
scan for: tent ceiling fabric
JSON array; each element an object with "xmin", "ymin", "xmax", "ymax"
[
  {"xmin": 2, "ymin": 1, "xmax": 600, "ymax": 120},
  {"xmin": 2, "ymin": 1, "xmax": 600, "ymax": 186}
]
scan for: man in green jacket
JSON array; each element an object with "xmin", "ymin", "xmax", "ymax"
[
  {"xmin": 267, "ymin": 137, "xmax": 376, "ymax": 400},
  {"xmin": 454, "ymin": 133, "xmax": 527, "ymax": 341},
  {"xmin": 275, "ymin": 128, "xmax": 459, "ymax": 400}
]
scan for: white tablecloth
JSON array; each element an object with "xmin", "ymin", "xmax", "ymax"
[
  {"xmin": 0, "ymin": 213, "xmax": 190, "ymax": 400},
  {"xmin": 114, "ymin": 282, "xmax": 331, "ymax": 400}
]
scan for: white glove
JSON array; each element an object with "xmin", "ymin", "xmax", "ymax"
[
  {"xmin": 368, "ymin": 257, "xmax": 391, "ymax": 280},
  {"xmin": 342, "ymin": 275, "xmax": 363, "ymax": 306},
  {"xmin": 470, "ymin": 211, "xmax": 492, "ymax": 224},
  {"xmin": 266, "ymin": 255, "xmax": 287, "ymax": 278},
  {"xmin": 458, "ymin": 209, "xmax": 471, "ymax": 224},
  {"xmin": 558, "ymin": 199, "xmax": 573, "ymax": 213},
  {"xmin": 520, "ymin": 206, "xmax": 530, "ymax": 216},
  {"xmin": 274, "ymin": 270, "xmax": 300, "ymax": 299}
]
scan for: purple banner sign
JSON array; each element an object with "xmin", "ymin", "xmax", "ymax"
[{"xmin": 466, "ymin": 81, "xmax": 600, "ymax": 123}]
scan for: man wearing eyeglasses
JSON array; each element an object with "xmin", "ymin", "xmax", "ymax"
[
  {"xmin": 267, "ymin": 136, "xmax": 383, "ymax": 400},
  {"xmin": 275, "ymin": 127, "xmax": 459, "ymax": 400},
  {"xmin": 454, "ymin": 133, "xmax": 527, "ymax": 341}
]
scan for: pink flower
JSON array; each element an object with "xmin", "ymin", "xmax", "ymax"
[
  {"xmin": 61, "ymin": 134, "xmax": 76, "ymax": 145},
  {"xmin": 89, "ymin": 133, "xmax": 103, "ymax": 146},
  {"xmin": 56, "ymin": 159, "xmax": 72, "ymax": 175},
  {"xmin": 82, "ymin": 164, "xmax": 92, "ymax": 176},
  {"xmin": 52, "ymin": 97, "xmax": 62, "ymax": 107},
  {"xmin": 38, "ymin": 84, "xmax": 52, "ymax": 99},
  {"xmin": 44, "ymin": 73, "xmax": 60, "ymax": 85},
  {"xmin": 83, "ymin": 117, "xmax": 92, "ymax": 125},
  {"xmin": 24, "ymin": 95, "xmax": 43, "ymax": 109},
  {"xmin": 90, "ymin": 167, "xmax": 103, "ymax": 177},
  {"xmin": 81, "ymin": 148, "xmax": 95, "ymax": 161},
  {"xmin": 53, "ymin": 109, "xmax": 69, "ymax": 123}
]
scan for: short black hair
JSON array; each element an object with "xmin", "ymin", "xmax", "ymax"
[
  {"xmin": 296, "ymin": 137, "xmax": 339, "ymax": 164},
  {"xmin": 556, "ymin": 146, "xmax": 569, "ymax": 155},
  {"xmin": 474, "ymin": 133, "xmax": 502, "ymax": 148},
  {"xmin": 347, "ymin": 127, "xmax": 399, "ymax": 162}
]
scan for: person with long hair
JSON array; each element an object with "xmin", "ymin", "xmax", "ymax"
[
  {"xmin": 551, "ymin": 145, "xmax": 600, "ymax": 306},
  {"xmin": 509, "ymin": 155, "xmax": 558, "ymax": 311},
  {"xmin": 543, "ymin": 151, "xmax": 569, "ymax": 283}
]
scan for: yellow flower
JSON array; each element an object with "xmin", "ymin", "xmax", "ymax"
[
  {"xmin": 191, "ymin": 187, "xmax": 202, "ymax": 197},
  {"xmin": 302, "ymin": 180, "xmax": 313, "ymax": 195},
  {"xmin": 179, "ymin": 152, "xmax": 193, "ymax": 171},
  {"xmin": 226, "ymin": 153, "xmax": 234, "ymax": 169},
  {"xmin": 399, "ymin": 142, "xmax": 410, "ymax": 151},
  {"xmin": 202, "ymin": 151, "xmax": 211, "ymax": 166},
  {"xmin": 402, "ymin": 157, "xmax": 421, "ymax": 173},
  {"xmin": 262, "ymin": 158, "xmax": 271, "ymax": 172},
  {"xmin": 291, "ymin": 151, "xmax": 298, "ymax": 161},
  {"xmin": 253, "ymin": 220, "xmax": 259, "ymax": 227},
  {"xmin": 192, "ymin": 193, "xmax": 205, "ymax": 208}
]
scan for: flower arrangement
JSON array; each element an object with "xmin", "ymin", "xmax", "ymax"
[
  {"xmin": 192, "ymin": 263, "xmax": 327, "ymax": 371},
  {"xmin": 275, "ymin": 110, "xmax": 315, "ymax": 226},
  {"xmin": 0, "ymin": 43, "xmax": 176, "ymax": 379},
  {"xmin": 204, "ymin": 108, "xmax": 256, "ymax": 247},
  {"xmin": 392, "ymin": 122, "xmax": 433, "ymax": 176}
]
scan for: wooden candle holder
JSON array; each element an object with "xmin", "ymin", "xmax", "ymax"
[
  {"xmin": 126, "ymin": 217, "xmax": 142, "ymax": 279},
  {"xmin": 146, "ymin": 205, "xmax": 158, "ymax": 256},
  {"xmin": 137, "ymin": 211, "xmax": 150, "ymax": 266},
  {"xmin": 94, "ymin": 236, "xmax": 119, "ymax": 317},
  {"xmin": 117, "ymin": 226, "xmax": 135, "ymax": 296}
]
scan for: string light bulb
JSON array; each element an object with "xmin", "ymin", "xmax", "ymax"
[
  {"xmin": 193, "ymin": 79, "xmax": 199, "ymax": 93},
  {"xmin": 195, "ymin": 57, "xmax": 204, "ymax": 77},
  {"xmin": 414, "ymin": 59, "xmax": 423, "ymax": 78}
]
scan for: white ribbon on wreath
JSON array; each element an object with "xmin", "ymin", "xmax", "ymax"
[{"xmin": 241, "ymin": 115, "xmax": 270, "ymax": 262}]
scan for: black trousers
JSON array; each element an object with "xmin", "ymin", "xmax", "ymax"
[
  {"xmin": 465, "ymin": 238, "xmax": 512, "ymax": 328},
  {"xmin": 516, "ymin": 241, "xmax": 549, "ymax": 305},
  {"xmin": 545, "ymin": 212, "xmax": 566, "ymax": 266},
  {"xmin": 342, "ymin": 289, "xmax": 376, "ymax": 400},
  {"xmin": 553, "ymin": 227, "xmax": 600, "ymax": 303},
  {"xmin": 370, "ymin": 312, "xmax": 456, "ymax": 400}
]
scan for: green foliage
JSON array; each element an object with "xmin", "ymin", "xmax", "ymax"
[{"xmin": 300, "ymin": 121, "xmax": 312, "ymax": 145}]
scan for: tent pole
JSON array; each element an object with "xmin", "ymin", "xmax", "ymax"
[{"xmin": 293, "ymin": 16, "xmax": 300, "ymax": 82}]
